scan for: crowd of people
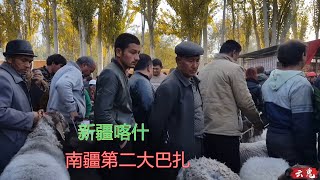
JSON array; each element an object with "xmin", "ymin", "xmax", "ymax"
[{"xmin": 0, "ymin": 33, "xmax": 319, "ymax": 180}]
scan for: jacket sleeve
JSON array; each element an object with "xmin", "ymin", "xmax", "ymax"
[
  {"xmin": 290, "ymin": 83, "xmax": 317, "ymax": 165},
  {"xmin": 84, "ymin": 89, "xmax": 92, "ymax": 119},
  {"xmin": 55, "ymin": 73, "xmax": 79, "ymax": 113},
  {"xmin": 0, "ymin": 76, "xmax": 33, "ymax": 130},
  {"xmin": 230, "ymin": 66, "xmax": 263, "ymax": 127},
  {"xmin": 148, "ymin": 83, "xmax": 177, "ymax": 147},
  {"xmin": 136, "ymin": 80, "xmax": 154, "ymax": 113},
  {"xmin": 94, "ymin": 70, "xmax": 119, "ymax": 125}
]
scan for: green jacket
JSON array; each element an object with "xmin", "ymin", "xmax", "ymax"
[{"xmin": 84, "ymin": 89, "xmax": 92, "ymax": 119}]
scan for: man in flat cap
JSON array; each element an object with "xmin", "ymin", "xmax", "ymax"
[
  {"xmin": 0, "ymin": 40, "xmax": 43, "ymax": 173},
  {"xmin": 148, "ymin": 41, "xmax": 204, "ymax": 180},
  {"xmin": 198, "ymin": 40, "xmax": 264, "ymax": 173}
]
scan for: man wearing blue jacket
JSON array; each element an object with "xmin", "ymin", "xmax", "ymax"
[{"xmin": 262, "ymin": 40, "xmax": 317, "ymax": 166}]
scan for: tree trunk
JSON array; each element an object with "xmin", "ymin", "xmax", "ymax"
[
  {"xmin": 271, "ymin": 0, "xmax": 278, "ymax": 46},
  {"xmin": 51, "ymin": 0, "xmax": 59, "ymax": 53},
  {"xmin": 44, "ymin": 1, "xmax": 51, "ymax": 57},
  {"xmin": 146, "ymin": 0, "xmax": 155, "ymax": 58},
  {"xmin": 79, "ymin": 17, "xmax": 87, "ymax": 56},
  {"xmin": 8, "ymin": 0, "xmax": 22, "ymax": 38},
  {"xmin": 141, "ymin": 13, "xmax": 145, "ymax": 53},
  {"xmin": 291, "ymin": 0, "xmax": 298, "ymax": 39},
  {"xmin": 97, "ymin": 6, "xmax": 103, "ymax": 73},
  {"xmin": 263, "ymin": 0, "xmax": 270, "ymax": 47},
  {"xmin": 250, "ymin": 0, "xmax": 261, "ymax": 49},
  {"xmin": 230, "ymin": 0, "xmax": 236, "ymax": 40},
  {"xmin": 280, "ymin": 2, "xmax": 293, "ymax": 43},
  {"xmin": 220, "ymin": 0, "xmax": 227, "ymax": 45},
  {"xmin": 203, "ymin": 26, "xmax": 208, "ymax": 64}
]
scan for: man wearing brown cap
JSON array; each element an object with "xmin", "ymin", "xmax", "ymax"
[
  {"xmin": 148, "ymin": 41, "xmax": 205, "ymax": 180},
  {"xmin": 0, "ymin": 40, "xmax": 43, "ymax": 173}
]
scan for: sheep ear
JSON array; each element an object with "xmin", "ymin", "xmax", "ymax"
[{"xmin": 56, "ymin": 122, "xmax": 65, "ymax": 141}]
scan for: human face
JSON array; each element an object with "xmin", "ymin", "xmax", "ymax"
[
  {"xmin": 52, "ymin": 63, "xmax": 64, "ymax": 73},
  {"xmin": 8, "ymin": 55, "xmax": 33, "ymax": 74},
  {"xmin": 153, "ymin": 65, "xmax": 162, "ymax": 77},
  {"xmin": 176, "ymin": 56, "xmax": 200, "ymax": 78},
  {"xmin": 81, "ymin": 64, "xmax": 96, "ymax": 77},
  {"xmin": 32, "ymin": 69, "xmax": 44, "ymax": 80},
  {"xmin": 116, "ymin": 43, "xmax": 140, "ymax": 69}
]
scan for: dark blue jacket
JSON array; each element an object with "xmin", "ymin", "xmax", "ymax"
[
  {"xmin": 129, "ymin": 72, "xmax": 155, "ymax": 126},
  {"xmin": 246, "ymin": 78, "xmax": 263, "ymax": 112},
  {"xmin": 262, "ymin": 69, "xmax": 317, "ymax": 166}
]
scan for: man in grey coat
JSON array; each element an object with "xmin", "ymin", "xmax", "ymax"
[
  {"xmin": 0, "ymin": 40, "xmax": 43, "ymax": 173},
  {"xmin": 148, "ymin": 41, "xmax": 205, "ymax": 180}
]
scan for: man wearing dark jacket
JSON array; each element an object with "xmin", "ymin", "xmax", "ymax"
[
  {"xmin": 39, "ymin": 54, "xmax": 67, "ymax": 83},
  {"xmin": 148, "ymin": 41, "xmax": 204, "ymax": 180},
  {"xmin": 0, "ymin": 40, "xmax": 43, "ymax": 173},
  {"xmin": 128, "ymin": 53, "xmax": 154, "ymax": 179},
  {"xmin": 94, "ymin": 33, "xmax": 140, "ymax": 180}
]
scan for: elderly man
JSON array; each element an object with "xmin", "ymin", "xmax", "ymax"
[
  {"xmin": 0, "ymin": 40, "xmax": 43, "ymax": 173},
  {"xmin": 148, "ymin": 41, "xmax": 204, "ymax": 180},
  {"xmin": 198, "ymin": 40, "xmax": 264, "ymax": 173}
]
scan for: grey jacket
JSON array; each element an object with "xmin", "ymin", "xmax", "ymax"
[
  {"xmin": 94, "ymin": 59, "xmax": 135, "ymax": 127},
  {"xmin": 148, "ymin": 69, "xmax": 202, "ymax": 161},
  {"xmin": 0, "ymin": 63, "xmax": 34, "ymax": 173},
  {"xmin": 47, "ymin": 61, "xmax": 85, "ymax": 123}
]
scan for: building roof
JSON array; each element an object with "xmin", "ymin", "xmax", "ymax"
[{"xmin": 239, "ymin": 40, "xmax": 320, "ymax": 60}]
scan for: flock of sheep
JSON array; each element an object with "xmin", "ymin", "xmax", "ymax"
[{"xmin": 0, "ymin": 113, "xmax": 307, "ymax": 180}]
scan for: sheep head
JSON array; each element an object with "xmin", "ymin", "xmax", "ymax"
[{"xmin": 43, "ymin": 112, "xmax": 69, "ymax": 141}]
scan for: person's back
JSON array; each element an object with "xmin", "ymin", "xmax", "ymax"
[
  {"xmin": 47, "ymin": 61, "xmax": 85, "ymax": 123},
  {"xmin": 262, "ymin": 40, "xmax": 317, "ymax": 166},
  {"xmin": 198, "ymin": 40, "xmax": 263, "ymax": 174},
  {"xmin": 199, "ymin": 55, "xmax": 250, "ymax": 135},
  {"xmin": 246, "ymin": 67, "xmax": 263, "ymax": 112}
]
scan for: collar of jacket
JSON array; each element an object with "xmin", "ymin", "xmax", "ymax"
[
  {"xmin": 246, "ymin": 78, "xmax": 259, "ymax": 84},
  {"xmin": 173, "ymin": 69, "xmax": 200, "ymax": 87},
  {"xmin": 111, "ymin": 58, "xmax": 127, "ymax": 75},
  {"xmin": 68, "ymin": 61, "xmax": 81, "ymax": 71},
  {"xmin": 0, "ymin": 62, "xmax": 24, "ymax": 84},
  {"xmin": 136, "ymin": 72, "xmax": 150, "ymax": 80},
  {"xmin": 214, "ymin": 53, "xmax": 236, "ymax": 63}
]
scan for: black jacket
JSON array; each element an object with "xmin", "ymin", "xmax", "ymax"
[
  {"xmin": 148, "ymin": 69, "xmax": 202, "ymax": 161},
  {"xmin": 246, "ymin": 78, "xmax": 263, "ymax": 112},
  {"xmin": 94, "ymin": 59, "xmax": 135, "ymax": 127}
]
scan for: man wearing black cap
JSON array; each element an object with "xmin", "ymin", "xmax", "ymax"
[
  {"xmin": 0, "ymin": 40, "xmax": 43, "ymax": 173},
  {"xmin": 148, "ymin": 41, "xmax": 205, "ymax": 180}
]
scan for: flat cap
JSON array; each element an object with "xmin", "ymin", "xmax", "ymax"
[{"xmin": 175, "ymin": 41, "xmax": 204, "ymax": 57}]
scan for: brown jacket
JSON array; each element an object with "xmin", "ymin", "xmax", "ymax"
[{"xmin": 198, "ymin": 53, "xmax": 262, "ymax": 136}]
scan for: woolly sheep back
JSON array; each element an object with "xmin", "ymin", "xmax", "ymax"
[
  {"xmin": 240, "ymin": 157, "xmax": 289, "ymax": 180},
  {"xmin": 176, "ymin": 157, "xmax": 240, "ymax": 180}
]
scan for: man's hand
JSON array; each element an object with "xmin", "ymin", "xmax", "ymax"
[
  {"xmin": 70, "ymin": 111, "xmax": 79, "ymax": 121},
  {"xmin": 33, "ymin": 109, "xmax": 44, "ymax": 127},
  {"xmin": 253, "ymin": 122, "xmax": 264, "ymax": 136}
]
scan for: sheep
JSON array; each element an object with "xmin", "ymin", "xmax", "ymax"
[
  {"xmin": 176, "ymin": 157, "xmax": 241, "ymax": 180},
  {"xmin": 0, "ymin": 112, "xmax": 70, "ymax": 180},
  {"xmin": 240, "ymin": 157, "xmax": 290, "ymax": 180},
  {"xmin": 240, "ymin": 140, "xmax": 268, "ymax": 166}
]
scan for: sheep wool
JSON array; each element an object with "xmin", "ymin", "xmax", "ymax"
[
  {"xmin": 240, "ymin": 157, "xmax": 290, "ymax": 180},
  {"xmin": 0, "ymin": 113, "xmax": 70, "ymax": 180},
  {"xmin": 176, "ymin": 157, "xmax": 241, "ymax": 180},
  {"xmin": 240, "ymin": 140, "xmax": 268, "ymax": 166}
]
